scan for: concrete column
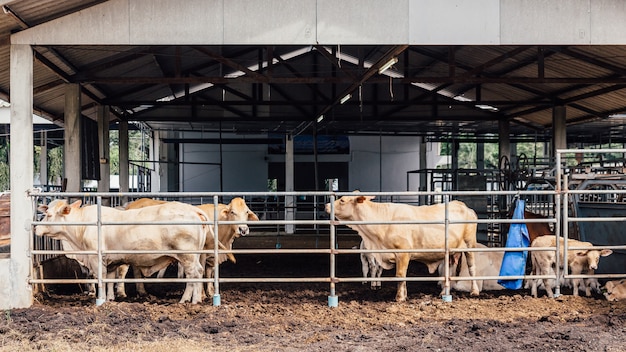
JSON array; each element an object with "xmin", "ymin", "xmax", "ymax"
[
  {"xmin": 285, "ymin": 134, "xmax": 294, "ymax": 234},
  {"xmin": 151, "ymin": 131, "xmax": 161, "ymax": 192},
  {"xmin": 498, "ymin": 119, "xmax": 511, "ymax": 167},
  {"xmin": 552, "ymin": 105, "xmax": 567, "ymax": 157},
  {"xmin": 64, "ymin": 83, "xmax": 81, "ymax": 192},
  {"xmin": 119, "ymin": 120, "xmax": 129, "ymax": 195},
  {"xmin": 2, "ymin": 44, "xmax": 34, "ymax": 309},
  {"xmin": 97, "ymin": 106, "xmax": 110, "ymax": 194},
  {"xmin": 39, "ymin": 131, "xmax": 47, "ymax": 187}
]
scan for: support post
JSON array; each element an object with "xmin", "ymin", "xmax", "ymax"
[
  {"xmin": 552, "ymin": 105, "xmax": 567, "ymax": 158},
  {"xmin": 2, "ymin": 44, "xmax": 34, "ymax": 309},
  {"xmin": 39, "ymin": 131, "xmax": 47, "ymax": 187},
  {"xmin": 285, "ymin": 134, "xmax": 295, "ymax": 235},
  {"xmin": 64, "ymin": 83, "xmax": 81, "ymax": 192},
  {"xmin": 498, "ymin": 119, "xmax": 511, "ymax": 168},
  {"xmin": 97, "ymin": 106, "xmax": 110, "ymax": 201},
  {"xmin": 119, "ymin": 120, "xmax": 129, "ymax": 201}
]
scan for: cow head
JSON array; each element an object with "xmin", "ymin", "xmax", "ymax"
[
  {"xmin": 220, "ymin": 197, "xmax": 259, "ymax": 237},
  {"xmin": 35, "ymin": 199, "xmax": 82, "ymax": 239},
  {"xmin": 604, "ymin": 279, "xmax": 626, "ymax": 301},
  {"xmin": 577, "ymin": 248, "xmax": 613, "ymax": 270},
  {"xmin": 325, "ymin": 191, "xmax": 375, "ymax": 221}
]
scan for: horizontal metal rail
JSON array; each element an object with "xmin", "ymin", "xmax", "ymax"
[{"xmin": 29, "ymin": 187, "xmax": 626, "ymax": 306}]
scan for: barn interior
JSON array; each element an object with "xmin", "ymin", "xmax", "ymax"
[{"xmin": 3, "ymin": 0, "xmax": 626, "ymax": 307}]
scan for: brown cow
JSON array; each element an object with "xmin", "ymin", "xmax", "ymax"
[
  {"xmin": 325, "ymin": 192, "xmax": 479, "ymax": 302},
  {"xmin": 502, "ymin": 207, "xmax": 553, "ymax": 245}
]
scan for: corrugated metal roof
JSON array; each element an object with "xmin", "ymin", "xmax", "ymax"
[{"xmin": 0, "ymin": 1, "xmax": 624, "ymax": 144}]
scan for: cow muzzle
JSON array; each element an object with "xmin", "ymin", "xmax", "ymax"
[{"xmin": 238, "ymin": 225, "xmax": 250, "ymax": 236}]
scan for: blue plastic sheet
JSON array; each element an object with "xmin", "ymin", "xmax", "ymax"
[{"xmin": 498, "ymin": 199, "xmax": 530, "ymax": 289}]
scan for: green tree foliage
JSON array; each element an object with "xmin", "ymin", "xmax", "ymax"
[
  {"xmin": 109, "ymin": 129, "xmax": 149, "ymax": 175},
  {"xmin": 0, "ymin": 138, "xmax": 8, "ymax": 191},
  {"xmin": 443, "ymin": 139, "xmax": 546, "ymax": 170}
]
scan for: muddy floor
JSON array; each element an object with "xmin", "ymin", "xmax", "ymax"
[{"xmin": 3, "ymin": 240, "xmax": 626, "ymax": 351}]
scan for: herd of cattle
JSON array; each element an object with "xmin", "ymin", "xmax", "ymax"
[{"xmin": 33, "ymin": 191, "xmax": 626, "ymax": 304}]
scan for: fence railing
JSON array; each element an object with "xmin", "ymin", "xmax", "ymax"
[{"xmin": 28, "ymin": 179, "xmax": 626, "ymax": 306}]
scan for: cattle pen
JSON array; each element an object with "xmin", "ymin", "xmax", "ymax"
[{"xmin": 21, "ymin": 149, "xmax": 626, "ymax": 307}]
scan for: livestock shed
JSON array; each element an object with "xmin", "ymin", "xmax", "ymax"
[{"xmin": 3, "ymin": 0, "xmax": 626, "ymax": 317}]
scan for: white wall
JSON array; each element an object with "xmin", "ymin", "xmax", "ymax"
[
  {"xmin": 175, "ymin": 134, "xmax": 423, "ymax": 193},
  {"xmin": 349, "ymin": 136, "xmax": 421, "ymax": 192},
  {"xmin": 180, "ymin": 132, "xmax": 268, "ymax": 192}
]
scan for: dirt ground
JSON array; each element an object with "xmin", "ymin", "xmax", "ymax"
[{"xmin": 3, "ymin": 241, "xmax": 626, "ymax": 351}]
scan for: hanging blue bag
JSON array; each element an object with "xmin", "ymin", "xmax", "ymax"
[{"xmin": 498, "ymin": 199, "xmax": 530, "ymax": 289}]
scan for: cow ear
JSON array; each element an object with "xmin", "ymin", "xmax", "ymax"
[
  {"xmin": 60, "ymin": 205, "xmax": 73, "ymax": 215},
  {"xmin": 575, "ymin": 250, "xmax": 589, "ymax": 257},
  {"xmin": 248, "ymin": 210, "xmax": 260, "ymax": 221},
  {"xmin": 37, "ymin": 204, "xmax": 48, "ymax": 213},
  {"xmin": 601, "ymin": 249, "xmax": 613, "ymax": 257},
  {"xmin": 70, "ymin": 200, "xmax": 82, "ymax": 208},
  {"xmin": 356, "ymin": 196, "xmax": 367, "ymax": 203},
  {"xmin": 219, "ymin": 207, "xmax": 229, "ymax": 218}
]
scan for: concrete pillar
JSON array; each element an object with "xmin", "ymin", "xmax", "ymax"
[
  {"xmin": 97, "ymin": 106, "xmax": 110, "ymax": 195},
  {"xmin": 119, "ymin": 120, "xmax": 129, "ymax": 196},
  {"xmin": 64, "ymin": 83, "xmax": 81, "ymax": 192},
  {"xmin": 1, "ymin": 44, "xmax": 34, "ymax": 309},
  {"xmin": 552, "ymin": 105, "xmax": 567, "ymax": 157},
  {"xmin": 151, "ymin": 131, "xmax": 161, "ymax": 192},
  {"xmin": 39, "ymin": 131, "xmax": 47, "ymax": 187},
  {"xmin": 285, "ymin": 134, "xmax": 294, "ymax": 234},
  {"xmin": 498, "ymin": 119, "xmax": 511, "ymax": 167}
]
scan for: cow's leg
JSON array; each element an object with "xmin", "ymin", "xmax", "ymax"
[
  {"xmin": 571, "ymin": 267, "xmax": 582, "ymax": 297},
  {"xmin": 178, "ymin": 254, "xmax": 204, "ymax": 304},
  {"xmin": 360, "ymin": 253, "xmax": 369, "ymax": 285},
  {"xmin": 106, "ymin": 270, "xmax": 116, "ymax": 301},
  {"xmin": 133, "ymin": 265, "xmax": 149, "ymax": 296},
  {"xmin": 463, "ymin": 251, "xmax": 479, "ymax": 296},
  {"xmin": 541, "ymin": 263, "xmax": 555, "ymax": 298},
  {"xmin": 463, "ymin": 226, "xmax": 480, "ymax": 296},
  {"xmin": 394, "ymin": 253, "xmax": 410, "ymax": 302},
  {"xmin": 373, "ymin": 260, "xmax": 383, "ymax": 290},
  {"xmin": 115, "ymin": 265, "xmax": 129, "ymax": 299},
  {"xmin": 530, "ymin": 253, "xmax": 540, "ymax": 298},
  {"xmin": 204, "ymin": 257, "xmax": 216, "ymax": 297}
]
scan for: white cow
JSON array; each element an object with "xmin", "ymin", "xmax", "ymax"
[
  {"xmin": 36, "ymin": 199, "xmax": 210, "ymax": 304},
  {"xmin": 604, "ymin": 279, "xmax": 626, "ymax": 301},
  {"xmin": 197, "ymin": 198, "xmax": 259, "ymax": 296},
  {"xmin": 437, "ymin": 243, "xmax": 505, "ymax": 292},
  {"xmin": 60, "ymin": 239, "xmax": 128, "ymax": 299},
  {"xmin": 530, "ymin": 235, "xmax": 612, "ymax": 298},
  {"xmin": 326, "ymin": 192, "xmax": 479, "ymax": 302},
  {"xmin": 122, "ymin": 197, "xmax": 258, "ymax": 298}
]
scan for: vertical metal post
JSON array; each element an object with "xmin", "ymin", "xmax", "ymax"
[
  {"xmin": 442, "ymin": 196, "xmax": 452, "ymax": 302},
  {"xmin": 212, "ymin": 195, "xmax": 221, "ymax": 306},
  {"xmin": 328, "ymin": 194, "xmax": 338, "ymax": 307},
  {"xmin": 554, "ymin": 173, "xmax": 567, "ymax": 297},
  {"xmin": 96, "ymin": 196, "xmax": 106, "ymax": 305},
  {"xmin": 554, "ymin": 150, "xmax": 563, "ymax": 298}
]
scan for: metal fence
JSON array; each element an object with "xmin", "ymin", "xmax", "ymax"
[{"xmin": 27, "ymin": 152, "xmax": 626, "ymax": 306}]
